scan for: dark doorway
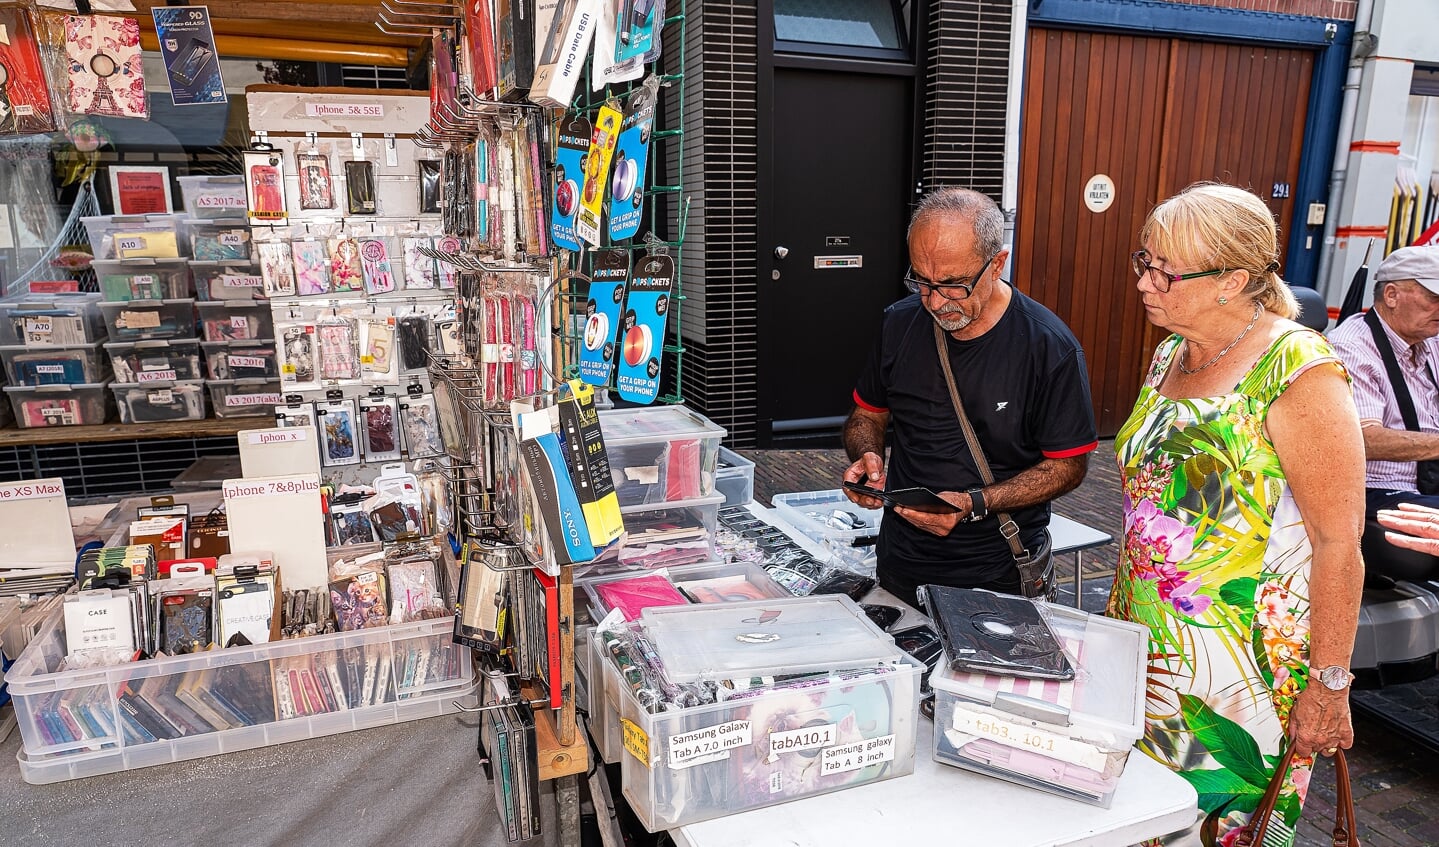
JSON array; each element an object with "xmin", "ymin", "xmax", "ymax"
[{"xmin": 756, "ymin": 1, "xmax": 923, "ymax": 447}]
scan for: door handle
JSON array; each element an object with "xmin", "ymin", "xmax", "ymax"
[{"xmin": 773, "ymin": 246, "xmax": 789, "ymax": 260}]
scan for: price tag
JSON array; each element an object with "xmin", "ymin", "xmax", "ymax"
[
  {"xmin": 820, "ymin": 734, "xmax": 896, "ymax": 776},
  {"xmin": 136, "ymin": 368, "xmax": 177, "ymax": 383},
  {"xmin": 667, "ymin": 720, "xmax": 751, "ymax": 769},
  {"xmin": 219, "ymin": 232, "xmax": 246, "ymax": 247},
  {"xmin": 147, "ymin": 389, "xmax": 174, "ymax": 404},
  {"xmin": 226, "ymin": 392, "xmax": 283, "ymax": 407},
  {"xmin": 223, "ymin": 476, "xmax": 322, "ymax": 499},
  {"xmin": 949, "ymin": 708, "xmax": 1109, "ymax": 771},
  {"xmin": 0, "ymin": 479, "xmax": 66, "ymax": 502},
  {"xmin": 118, "ymin": 310, "xmax": 162, "ymax": 329}
]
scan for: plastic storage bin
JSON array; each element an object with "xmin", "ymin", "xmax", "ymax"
[
  {"xmin": 197, "ymin": 301, "xmax": 274, "ymax": 342},
  {"xmin": 106, "ymin": 339, "xmax": 204, "ymax": 384},
  {"xmin": 599, "ymin": 405, "xmax": 726, "ymax": 507},
  {"xmin": 111, "ymin": 380, "xmax": 207, "ymax": 423},
  {"xmin": 772, "ymin": 489, "xmax": 883, "ymax": 570},
  {"xmin": 177, "ymin": 175, "xmax": 248, "ymax": 220},
  {"xmin": 203, "ymin": 340, "xmax": 279, "ymax": 380},
  {"xmin": 183, "ymin": 219, "xmax": 253, "ymax": 263},
  {"xmin": 929, "ymin": 603, "xmax": 1147, "ymax": 808},
  {"xmin": 580, "ymin": 560, "xmax": 789, "ymax": 626},
  {"xmin": 4, "ymin": 381, "xmax": 111, "ymax": 427},
  {"xmin": 616, "ymin": 595, "xmax": 922, "ymax": 831},
  {"xmin": 81, "ymin": 214, "xmax": 185, "ymax": 260},
  {"xmin": 190, "ymin": 262, "xmax": 265, "ymax": 302},
  {"xmin": 0, "ymin": 295, "xmax": 107, "ymax": 346},
  {"xmin": 586, "ymin": 493, "xmax": 725, "ymax": 573},
  {"xmin": 92, "ymin": 259, "xmax": 191, "ymax": 302},
  {"xmin": 208, "ymin": 378, "xmax": 283, "ymax": 417},
  {"xmin": 1, "ymin": 342, "xmax": 108, "ymax": 386},
  {"xmin": 98, "ymin": 300, "xmax": 196, "ymax": 342},
  {"xmin": 7, "ymin": 610, "xmax": 476, "ymax": 784},
  {"xmin": 714, "ymin": 447, "xmax": 755, "ymax": 507}
]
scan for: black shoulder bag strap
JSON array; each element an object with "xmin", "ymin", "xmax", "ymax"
[
  {"xmin": 933, "ymin": 323, "xmax": 1054, "ymax": 598},
  {"xmin": 1364, "ymin": 309, "xmax": 1439, "ymax": 495}
]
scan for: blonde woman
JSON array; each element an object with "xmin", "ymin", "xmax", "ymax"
[{"xmin": 1109, "ymin": 183, "xmax": 1364, "ymax": 845}]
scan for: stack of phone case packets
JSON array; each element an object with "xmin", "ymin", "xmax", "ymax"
[
  {"xmin": 926, "ymin": 592, "xmax": 1148, "ymax": 808},
  {"xmin": 0, "ymin": 293, "xmax": 115, "ymax": 427},
  {"xmin": 596, "ymin": 595, "xmax": 922, "ymax": 832}
]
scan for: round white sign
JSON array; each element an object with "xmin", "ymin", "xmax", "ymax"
[{"xmin": 1084, "ymin": 174, "xmax": 1116, "ymax": 213}]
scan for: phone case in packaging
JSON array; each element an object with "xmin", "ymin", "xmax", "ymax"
[
  {"xmin": 329, "ymin": 496, "xmax": 376, "ymax": 546},
  {"xmin": 257, "ymin": 240, "xmax": 297, "ymax": 296},
  {"xmin": 277, "ymin": 322, "xmax": 320, "ymax": 390},
  {"xmin": 0, "ymin": 6, "xmax": 58, "ymax": 135},
  {"xmin": 435, "ymin": 235, "xmax": 461, "ymax": 289},
  {"xmin": 398, "ymin": 393, "xmax": 445, "ymax": 459},
  {"xmin": 64, "ymin": 15, "xmax": 148, "ymax": 120},
  {"xmin": 317, "ymin": 317, "xmax": 361, "ymax": 382},
  {"xmin": 359, "ymin": 238, "xmax": 397, "ymax": 295},
  {"xmin": 274, "ymin": 400, "xmax": 317, "ymax": 432},
  {"xmin": 361, "ymin": 317, "xmax": 398, "ymax": 385},
  {"xmin": 397, "ymin": 314, "xmax": 431, "ymax": 372},
  {"xmin": 297, "ymin": 152, "xmax": 334, "ymax": 210},
  {"xmin": 292, "ymin": 240, "xmax": 332, "ymax": 296},
  {"xmin": 345, "ymin": 159, "xmax": 377, "ymax": 215},
  {"xmin": 318, "ymin": 399, "xmax": 362, "ymax": 467},
  {"xmin": 243, "ymin": 149, "xmax": 288, "ymax": 224},
  {"xmin": 403, "ymin": 237, "xmax": 438, "ymax": 289},
  {"xmin": 329, "ymin": 238, "xmax": 364, "ymax": 292},
  {"xmin": 418, "ymin": 160, "xmax": 442, "ymax": 214},
  {"xmin": 359, "ymin": 395, "xmax": 403, "ymax": 462}
]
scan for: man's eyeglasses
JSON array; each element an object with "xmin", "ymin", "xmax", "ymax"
[
  {"xmin": 1130, "ymin": 250, "xmax": 1225, "ymax": 293},
  {"xmin": 904, "ymin": 252, "xmax": 999, "ymax": 300}
]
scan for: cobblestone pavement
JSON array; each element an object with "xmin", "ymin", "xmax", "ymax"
[{"xmin": 746, "ymin": 443, "xmax": 1439, "ymax": 847}]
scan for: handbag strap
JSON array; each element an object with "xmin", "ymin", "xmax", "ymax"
[
  {"xmin": 932, "ymin": 322, "xmax": 1030, "ymax": 563},
  {"xmin": 1233, "ymin": 747, "xmax": 1360, "ymax": 847}
]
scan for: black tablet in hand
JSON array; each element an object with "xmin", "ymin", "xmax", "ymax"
[{"xmin": 843, "ymin": 482, "xmax": 961, "ymax": 514}]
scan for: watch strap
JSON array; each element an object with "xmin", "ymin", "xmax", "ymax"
[{"xmin": 965, "ymin": 487, "xmax": 987, "ymax": 522}]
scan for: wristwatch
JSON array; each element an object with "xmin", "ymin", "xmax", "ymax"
[
  {"xmin": 964, "ymin": 488, "xmax": 988, "ymax": 522},
  {"xmin": 1312, "ymin": 665, "xmax": 1354, "ymax": 691}
]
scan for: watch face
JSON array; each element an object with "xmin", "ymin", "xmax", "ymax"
[{"xmin": 1318, "ymin": 666, "xmax": 1352, "ymax": 689}]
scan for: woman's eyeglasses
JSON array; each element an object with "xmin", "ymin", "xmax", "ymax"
[{"xmin": 1131, "ymin": 250, "xmax": 1225, "ymax": 293}]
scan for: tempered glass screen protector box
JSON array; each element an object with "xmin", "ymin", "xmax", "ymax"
[{"xmin": 928, "ymin": 603, "xmax": 1146, "ymax": 807}]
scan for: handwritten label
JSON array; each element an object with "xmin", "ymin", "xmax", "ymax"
[
  {"xmin": 820, "ymin": 734, "xmax": 896, "ymax": 776},
  {"xmin": 305, "ymin": 102, "xmax": 385, "ymax": 118},
  {"xmin": 119, "ymin": 310, "xmax": 162, "ymax": 329},
  {"xmin": 136, "ymin": 368, "xmax": 177, "ymax": 383},
  {"xmin": 228, "ymin": 355, "xmax": 266, "ymax": 369},
  {"xmin": 223, "ymin": 476, "xmax": 321, "ymax": 499},
  {"xmin": 225, "ymin": 392, "xmax": 283, "ymax": 407},
  {"xmin": 622, "ymin": 718, "xmax": 650, "ymax": 766},
  {"xmin": 668, "ymin": 720, "xmax": 751, "ymax": 769},
  {"xmin": 246, "ymin": 429, "xmax": 307, "ymax": 445},
  {"xmin": 768, "ymin": 723, "xmax": 837, "ymax": 762},
  {"xmin": 950, "ymin": 708, "xmax": 1109, "ymax": 772},
  {"xmin": 220, "ymin": 275, "xmax": 263, "ymax": 288},
  {"xmin": 0, "ymin": 479, "xmax": 66, "ymax": 502}
]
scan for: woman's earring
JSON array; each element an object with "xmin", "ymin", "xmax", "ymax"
[{"xmin": 1218, "ymin": 296, "xmax": 1228, "ymax": 305}]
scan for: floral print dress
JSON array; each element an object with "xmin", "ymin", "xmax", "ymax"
[{"xmin": 1110, "ymin": 329, "xmax": 1344, "ymax": 847}]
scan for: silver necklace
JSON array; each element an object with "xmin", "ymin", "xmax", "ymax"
[{"xmin": 1178, "ymin": 302, "xmax": 1262, "ymax": 375}]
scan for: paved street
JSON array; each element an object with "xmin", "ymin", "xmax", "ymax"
[{"xmin": 747, "ymin": 444, "xmax": 1439, "ymax": 846}]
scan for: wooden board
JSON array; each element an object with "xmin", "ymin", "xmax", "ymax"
[
  {"xmin": 0, "ymin": 417, "xmax": 253, "ymax": 447},
  {"xmin": 522, "ymin": 681, "xmax": 590, "ymax": 781}
]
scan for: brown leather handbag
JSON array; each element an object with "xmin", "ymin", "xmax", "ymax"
[{"xmin": 1223, "ymin": 746, "xmax": 1359, "ymax": 847}]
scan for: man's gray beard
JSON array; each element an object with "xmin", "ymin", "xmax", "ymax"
[{"xmin": 931, "ymin": 311, "xmax": 972, "ymax": 332}]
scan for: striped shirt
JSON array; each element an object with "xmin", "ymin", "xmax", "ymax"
[{"xmin": 1329, "ymin": 311, "xmax": 1439, "ymax": 492}]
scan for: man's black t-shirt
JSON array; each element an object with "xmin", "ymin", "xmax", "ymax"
[{"xmin": 854, "ymin": 290, "xmax": 1098, "ymax": 587}]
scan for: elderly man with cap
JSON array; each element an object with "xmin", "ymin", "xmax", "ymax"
[{"xmin": 1330, "ymin": 246, "xmax": 1439, "ymax": 517}]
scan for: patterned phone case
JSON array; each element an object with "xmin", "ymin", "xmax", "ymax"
[
  {"xmin": 292, "ymin": 240, "xmax": 332, "ymax": 296},
  {"xmin": 359, "ymin": 238, "xmax": 397, "ymax": 295},
  {"xmin": 257, "ymin": 241, "xmax": 296, "ymax": 296}
]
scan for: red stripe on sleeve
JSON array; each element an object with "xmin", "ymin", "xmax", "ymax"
[
  {"xmin": 1043, "ymin": 441, "xmax": 1099, "ymax": 459},
  {"xmin": 852, "ymin": 390, "xmax": 887, "ymax": 414}
]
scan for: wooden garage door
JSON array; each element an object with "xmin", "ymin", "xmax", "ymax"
[{"xmin": 1015, "ymin": 28, "xmax": 1314, "ymax": 435}]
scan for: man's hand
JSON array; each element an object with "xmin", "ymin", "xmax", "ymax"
[
  {"xmin": 1378, "ymin": 503, "xmax": 1439, "ymax": 556},
  {"xmin": 842, "ymin": 452, "xmax": 886, "ymax": 510},
  {"xmin": 894, "ymin": 491, "xmax": 971, "ymax": 537}
]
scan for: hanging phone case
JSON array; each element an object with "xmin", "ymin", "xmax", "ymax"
[
  {"xmin": 329, "ymin": 238, "xmax": 364, "ymax": 293},
  {"xmin": 403, "ymin": 237, "xmax": 437, "ymax": 289},
  {"xmin": 318, "ymin": 400, "xmax": 362, "ymax": 466},
  {"xmin": 243, "ymin": 150, "xmax": 288, "ymax": 224},
  {"xmin": 359, "ymin": 395, "xmax": 403, "ymax": 462},
  {"xmin": 277, "ymin": 322, "xmax": 319, "ymax": 390},
  {"xmin": 257, "ymin": 240, "xmax": 296, "ymax": 296},
  {"xmin": 292, "ymin": 239, "xmax": 333, "ymax": 296},
  {"xmin": 64, "ymin": 14, "xmax": 148, "ymax": 120},
  {"xmin": 398, "ymin": 393, "xmax": 445, "ymax": 458},
  {"xmin": 435, "ymin": 235, "xmax": 461, "ymax": 289},
  {"xmin": 361, "ymin": 317, "xmax": 398, "ymax": 384},
  {"xmin": 359, "ymin": 238, "xmax": 397, "ymax": 295},
  {"xmin": 317, "ymin": 317, "xmax": 361, "ymax": 382},
  {"xmin": 297, "ymin": 152, "xmax": 334, "ymax": 210},
  {"xmin": 418, "ymin": 160, "xmax": 442, "ymax": 213},
  {"xmin": 397, "ymin": 314, "xmax": 431, "ymax": 372},
  {"xmin": 344, "ymin": 159, "xmax": 377, "ymax": 215},
  {"xmin": 0, "ymin": 6, "xmax": 57, "ymax": 135}
]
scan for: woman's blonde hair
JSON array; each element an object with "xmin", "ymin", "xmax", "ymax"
[{"xmin": 1140, "ymin": 182, "xmax": 1299, "ymax": 319}]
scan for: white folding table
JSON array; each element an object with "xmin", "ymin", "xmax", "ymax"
[
  {"xmin": 1048, "ymin": 513, "xmax": 1114, "ymax": 604},
  {"xmin": 672, "ymin": 736, "xmax": 1197, "ymax": 847}
]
